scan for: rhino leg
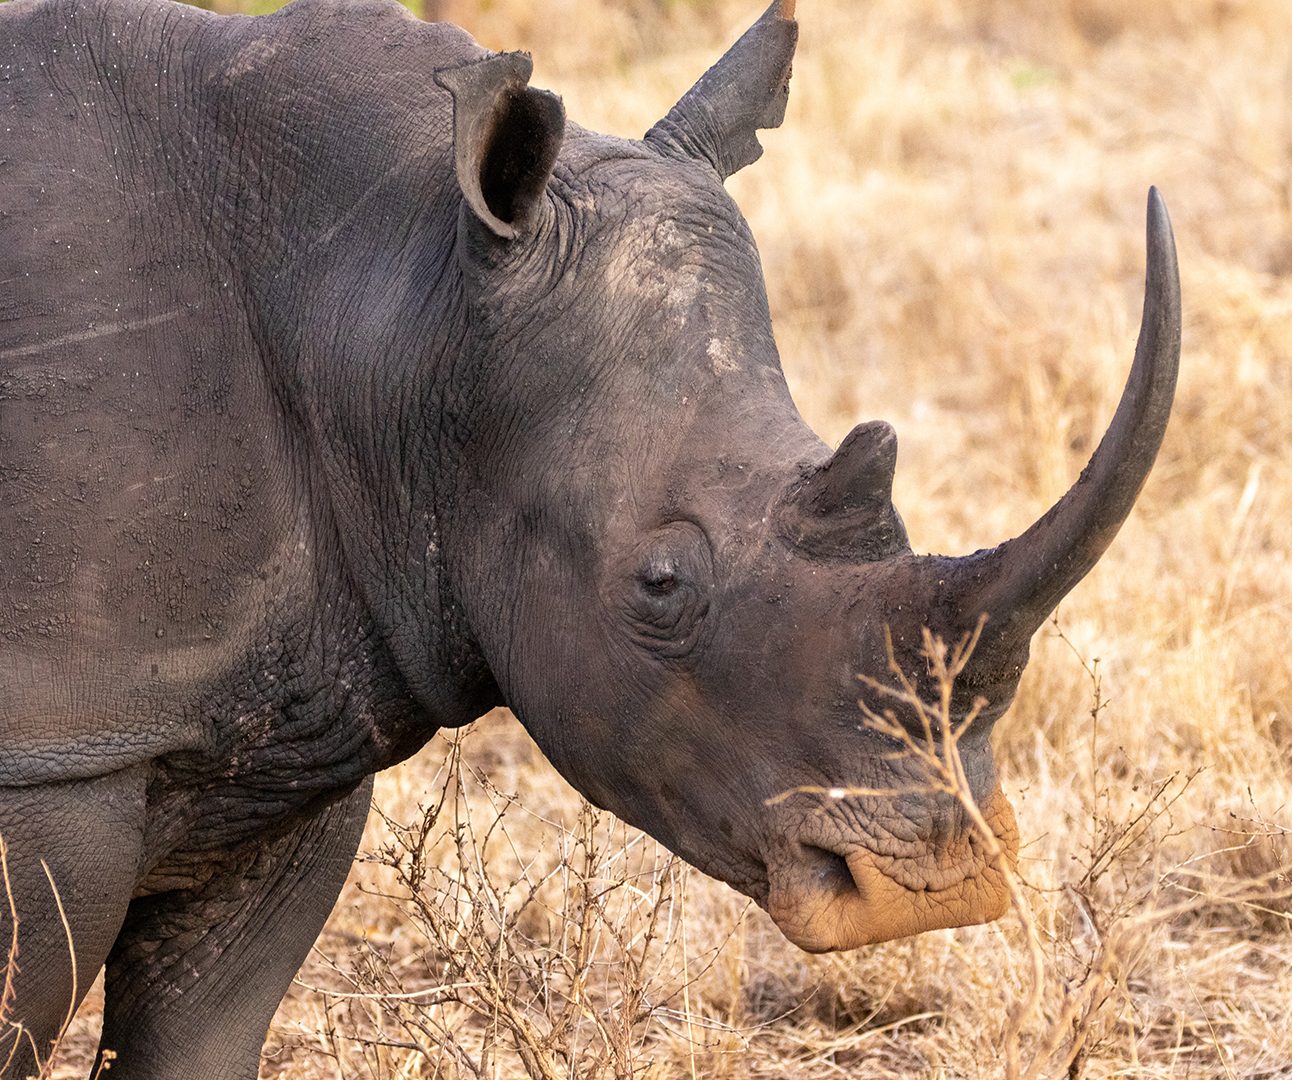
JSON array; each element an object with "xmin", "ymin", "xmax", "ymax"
[
  {"xmin": 97, "ymin": 778, "xmax": 372, "ymax": 1080},
  {"xmin": 0, "ymin": 769, "xmax": 146, "ymax": 1079}
]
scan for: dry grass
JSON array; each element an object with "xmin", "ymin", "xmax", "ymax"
[{"xmin": 36, "ymin": 0, "xmax": 1292, "ymax": 1076}]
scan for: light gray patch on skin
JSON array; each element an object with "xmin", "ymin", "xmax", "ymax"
[
  {"xmin": 708, "ymin": 337, "xmax": 740, "ymax": 375},
  {"xmin": 0, "ymin": 310, "xmax": 185, "ymax": 362},
  {"xmin": 605, "ymin": 213, "xmax": 715, "ymax": 322},
  {"xmin": 223, "ymin": 38, "xmax": 278, "ymax": 83},
  {"xmin": 568, "ymin": 187, "xmax": 599, "ymax": 215}
]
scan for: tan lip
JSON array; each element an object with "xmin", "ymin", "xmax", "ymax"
[{"xmin": 764, "ymin": 787, "xmax": 1019, "ymax": 953}]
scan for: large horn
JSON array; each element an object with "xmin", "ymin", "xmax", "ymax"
[
  {"xmin": 644, "ymin": 0, "xmax": 798, "ymax": 179},
  {"xmin": 959, "ymin": 188, "xmax": 1181, "ymax": 648}
]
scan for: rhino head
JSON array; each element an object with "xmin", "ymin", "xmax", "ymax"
[{"xmin": 434, "ymin": 1, "xmax": 1180, "ymax": 952}]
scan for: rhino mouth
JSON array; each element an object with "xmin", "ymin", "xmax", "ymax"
[{"xmin": 760, "ymin": 786, "xmax": 1019, "ymax": 953}]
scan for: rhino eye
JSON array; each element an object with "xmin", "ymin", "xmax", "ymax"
[
  {"xmin": 640, "ymin": 568, "xmax": 678, "ymax": 596},
  {"xmin": 613, "ymin": 521, "xmax": 713, "ymax": 658}
]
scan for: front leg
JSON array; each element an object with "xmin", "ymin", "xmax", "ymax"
[
  {"xmin": 0, "ymin": 769, "xmax": 146, "ymax": 1080},
  {"xmin": 98, "ymin": 778, "xmax": 373, "ymax": 1080}
]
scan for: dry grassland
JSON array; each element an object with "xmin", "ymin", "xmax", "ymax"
[{"xmin": 43, "ymin": 0, "xmax": 1292, "ymax": 1076}]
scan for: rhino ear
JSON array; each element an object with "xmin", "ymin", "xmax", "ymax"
[
  {"xmin": 645, "ymin": 0, "xmax": 797, "ymax": 180},
  {"xmin": 779, "ymin": 421, "xmax": 912, "ymax": 560},
  {"xmin": 435, "ymin": 52, "xmax": 566, "ymax": 240}
]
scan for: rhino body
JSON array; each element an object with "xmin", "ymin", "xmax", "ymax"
[{"xmin": 0, "ymin": 0, "xmax": 1179, "ymax": 1076}]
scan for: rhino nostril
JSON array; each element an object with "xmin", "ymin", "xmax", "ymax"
[{"xmin": 799, "ymin": 843, "xmax": 855, "ymax": 895}]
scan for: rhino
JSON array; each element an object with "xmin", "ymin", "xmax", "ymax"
[{"xmin": 0, "ymin": 0, "xmax": 1180, "ymax": 1074}]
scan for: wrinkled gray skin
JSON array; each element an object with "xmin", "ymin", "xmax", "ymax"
[{"xmin": 0, "ymin": 0, "xmax": 1180, "ymax": 1076}]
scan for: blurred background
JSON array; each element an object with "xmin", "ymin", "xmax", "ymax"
[{"xmin": 31, "ymin": 0, "xmax": 1292, "ymax": 1075}]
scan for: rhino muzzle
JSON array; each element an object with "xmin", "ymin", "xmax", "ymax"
[{"xmin": 766, "ymin": 786, "xmax": 1019, "ymax": 952}]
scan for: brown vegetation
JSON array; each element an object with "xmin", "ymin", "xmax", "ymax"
[{"xmin": 36, "ymin": 0, "xmax": 1292, "ymax": 1076}]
